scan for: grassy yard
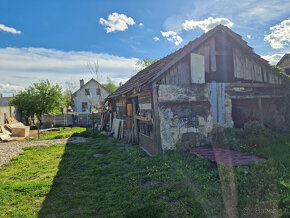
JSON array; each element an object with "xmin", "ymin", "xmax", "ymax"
[
  {"xmin": 0, "ymin": 127, "xmax": 289, "ymax": 217},
  {"xmin": 36, "ymin": 127, "xmax": 89, "ymax": 140}
]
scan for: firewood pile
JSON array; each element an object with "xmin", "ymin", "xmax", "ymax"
[{"xmin": 0, "ymin": 117, "xmax": 30, "ymax": 142}]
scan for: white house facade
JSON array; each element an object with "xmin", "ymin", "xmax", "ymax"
[{"xmin": 73, "ymin": 79, "xmax": 111, "ymax": 113}]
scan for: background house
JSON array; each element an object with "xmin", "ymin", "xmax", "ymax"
[
  {"xmin": 277, "ymin": 54, "xmax": 290, "ymax": 75},
  {"xmin": 107, "ymin": 25, "xmax": 288, "ymax": 155},
  {"xmin": 0, "ymin": 94, "xmax": 21, "ymax": 125},
  {"xmin": 73, "ymin": 79, "xmax": 111, "ymax": 113}
]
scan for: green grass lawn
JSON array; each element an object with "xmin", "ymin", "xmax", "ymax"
[
  {"xmin": 0, "ymin": 127, "xmax": 289, "ymax": 217},
  {"xmin": 36, "ymin": 127, "xmax": 89, "ymax": 140}
]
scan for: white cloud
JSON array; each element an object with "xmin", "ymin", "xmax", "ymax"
[
  {"xmin": 236, "ymin": 1, "xmax": 290, "ymax": 23},
  {"xmin": 161, "ymin": 31, "xmax": 183, "ymax": 45},
  {"xmin": 99, "ymin": 12, "xmax": 135, "ymax": 33},
  {"xmin": 139, "ymin": 23, "xmax": 144, "ymax": 27},
  {"xmin": 264, "ymin": 19, "xmax": 290, "ymax": 49},
  {"xmin": 0, "ymin": 47, "xmax": 138, "ymax": 95},
  {"xmin": 0, "ymin": 24, "xmax": 21, "ymax": 34},
  {"xmin": 0, "ymin": 83, "xmax": 24, "ymax": 96},
  {"xmin": 261, "ymin": 53, "xmax": 284, "ymax": 64},
  {"xmin": 183, "ymin": 17, "xmax": 234, "ymax": 32},
  {"xmin": 163, "ymin": 0, "xmax": 290, "ymax": 32},
  {"xmin": 247, "ymin": 35, "xmax": 251, "ymax": 39},
  {"xmin": 153, "ymin": 36, "xmax": 159, "ymax": 41}
]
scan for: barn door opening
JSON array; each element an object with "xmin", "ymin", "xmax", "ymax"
[{"xmin": 209, "ymin": 83, "xmax": 226, "ymax": 125}]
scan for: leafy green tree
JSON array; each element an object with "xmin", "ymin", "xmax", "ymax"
[
  {"xmin": 135, "ymin": 57, "xmax": 159, "ymax": 70},
  {"xmin": 9, "ymin": 89, "xmax": 37, "ymax": 125},
  {"xmin": 102, "ymin": 77, "xmax": 118, "ymax": 93},
  {"xmin": 9, "ymin": 80, "xmax": 64, "ymax": 125}
]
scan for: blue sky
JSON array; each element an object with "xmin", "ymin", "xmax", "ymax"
[{"xmin": 0, "ymin": 0, "xmax": 289, "ymax": 95}]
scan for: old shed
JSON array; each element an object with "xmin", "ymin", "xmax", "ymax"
[
  {"xmin": 107, "ymin": 25, "xmax": 288, "ymax": 155},
  {"xmin": 277, "ymin": 53, "xmax": 290, "ymax": 75}
]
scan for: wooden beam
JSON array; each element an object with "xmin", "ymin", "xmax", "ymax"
[
  {"xmin": 229, "ymin": 95, "xmax": 284, "ymax": 99},
  {"xmin": 135, "ymin": 115, "xmax": 152, "ymax": 123},
  {"xmin": 210, "ymin": 38, "xmax": 216, "ymax": 72},
  {"xmin": 215, "ymin": 50, "xmax": 232, "ymax": 55},
  {"xmin": 228, "ymin": 83, "xmax": 282, "ymax": 88},
  {"xmin": 258, "ymin": 98, "xmax": 263, "ymax": 123},
  {"xmin": 131, "ymin": 97, "xmax": 139, "ymax": 144},
  {"xmin": 129, "ymin": 91, "xmax": 151, "ymax": 98},
  {"xmin": 204, "ymin": 41, "xmax": 210, "ymax": 72},
  {"xmin": 152, "ymin": 83, "xmax": 162, "ymax": 154}
]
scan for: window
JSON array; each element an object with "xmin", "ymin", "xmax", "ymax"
[
  {"xmin": 96, "ymin": 87, "xmax": 101, "ymax": 95},
  {"xmin": 82, "ymin": 102, "xmax": 88, "ymax": 112},
  {"xmin": 85, "ymin": 89, "xmax": 90, "ymax": 96}
]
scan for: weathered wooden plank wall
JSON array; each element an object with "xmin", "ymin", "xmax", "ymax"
[
  {"xmin": 152, "ymin": 83, "xmax": 162, "ymax": 154},
  {"xmin": 233, "ymin": 48, "xmax": 281, "ymax": 84},
  {"xmin": 210, "ymin": 38, "xmax": 216, "ymax": 72},
  {"xmin": 195, "ymin": 40, "xmax": 210, "ymax": 72},
  {"xmin": 160, "ymin": 56, "xmax": 190, "ymax": 85},
  {"xmin": 138, "ymin": 93, "xmax": 152, "ymax": 115}
]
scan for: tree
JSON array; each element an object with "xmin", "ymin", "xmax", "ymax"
[
  {"xmin": 63, "ymin": 80, "xmax": 78, "ymax": 108},
  {"xmin": 102, "ymin": 77, "xmax": 118, "ymax": 93},
  {"xmin": 9, "ymin": 89, "xmax": 37, "ymax": 125},
  {"xmin": 135, "ymin": 57, "xmax": 159, "ymax": 71},
  {"xmin": 86, "ymin": 60, "xmax": 102, "ymax": 81},
  {"xmin": 9, "ymin": 80, "xmax": 64, "ymax": 125}
]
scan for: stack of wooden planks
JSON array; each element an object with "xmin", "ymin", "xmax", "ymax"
[{"xmin": 0, "ymin": 117, "xmax": 30, "ymax": 142}]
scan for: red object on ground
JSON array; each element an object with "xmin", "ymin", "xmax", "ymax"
[{"xmin": 190, "ymin": 148, "xmax": 266, "ymax": 166}]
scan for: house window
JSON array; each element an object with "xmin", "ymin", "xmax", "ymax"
[
  {"xmin": 285, "ymin": 68, "xmax": 290, "ymax": 76},
  {"xmin": 82, "ymin": 102, "xmax": 88, "ymax": 112},
  {"xmin": 85, "ymin": 89, "xmax": 90, "ymax": 96},
  {"xmin": 96, "ymin": 87, "xmax": 101, "ymax": 95}
]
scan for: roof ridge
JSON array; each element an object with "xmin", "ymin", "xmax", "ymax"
[
  {"xmin": 108, "ymin": 24, "xmax": 272, "ymax": 99},
  {"xmin": 72, "ymin": 78, "xmax": 111, "ymax": 96}
]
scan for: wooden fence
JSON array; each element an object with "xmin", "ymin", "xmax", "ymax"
[{"xmin": 42, "ymin": 113, "xmax": 101, "ymax": 128}]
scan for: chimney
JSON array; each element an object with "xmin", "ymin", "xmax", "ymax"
[{"xmin": 80, "ymin": 79, "xmax": 84, "ymax": 87}]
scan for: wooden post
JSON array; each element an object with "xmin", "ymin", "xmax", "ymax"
[
  {"xmin": 132, "ymin": 97, "xmax": 139, "ymax": 144},
  {"xmin": 258, "ymin": 98, "xmax": 263, "ymax": 123},
  {"xmin": 37, "ymin": 122, "xmax": 40, "ymax": 140},
  {"xmin": 210, "ymin": 37, "xmax": 216, "ymax": 72},
  {"xmin": 152, "ymin": 83, "xmax": 162, "ymax": 154},
  {"xmin": 92, "ymin": 112, "xmax": 94, "ymax": 135}
]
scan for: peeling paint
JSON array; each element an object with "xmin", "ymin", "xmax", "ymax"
[
  {"xmin": 158, "ymin": 84, "xmax": 213, "ymax": 150},
  {"xmin": 158, "ymin": 84, "xmax": 208, "ymax": 103}
]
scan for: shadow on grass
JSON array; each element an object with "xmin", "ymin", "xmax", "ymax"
[
  {"xmin": 37, "ymin": 132, "xmax": 111, "ymax": 217},
  {"xmin": 37, "ymin": 131, "xmax": 167, "ymax": 217},
  {"xmin": 37, "ymin": 126, "xmax": 289, "ymax": 217}
]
